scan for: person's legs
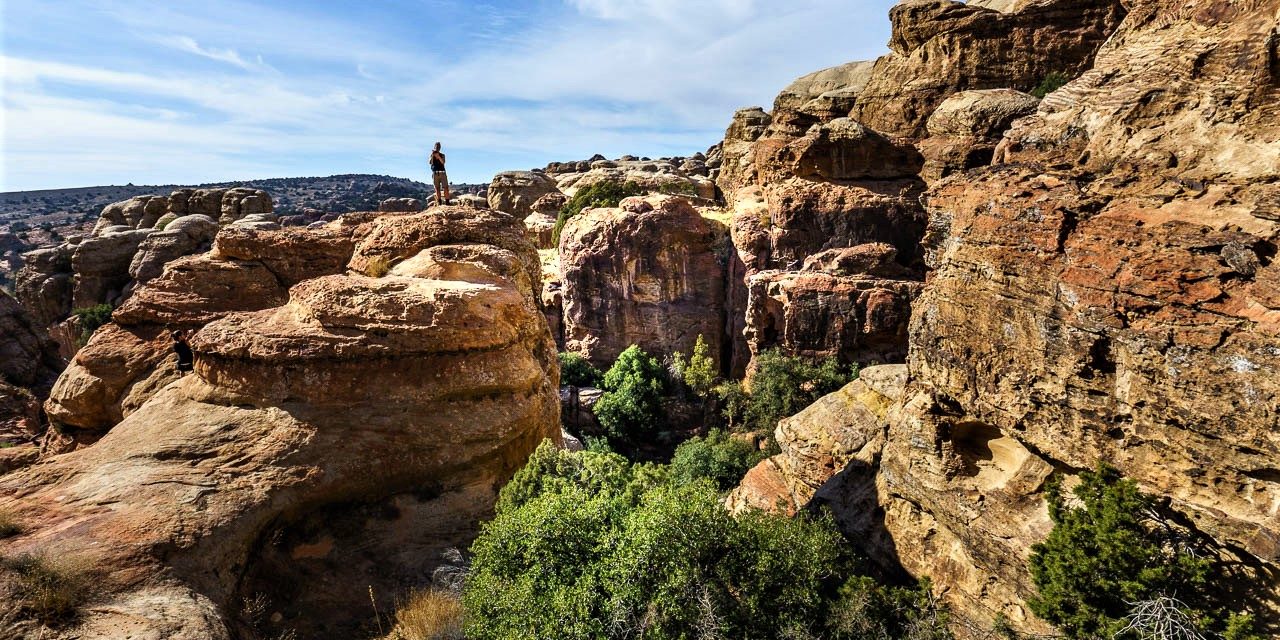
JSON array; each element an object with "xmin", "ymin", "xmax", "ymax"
[
  {"xmin": 442, "ymin": 172, "xmax": 451, "ymax": 202},
  {"xmin": 433, "ymin": 171, "xmax": 446, "ymax": 205}
]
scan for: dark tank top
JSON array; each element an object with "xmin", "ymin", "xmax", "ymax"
[{"xmin": 431, "ymin": 152, "xmax": 445, "ymax": 172}]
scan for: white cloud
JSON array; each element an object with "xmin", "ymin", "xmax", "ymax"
[
  {"xmin": 157, "ymin": 35, "xmax": 271, "ymax": 72},
  {"xmin": 1, "ymin": 0, "xmax": 898, "ymax": 190}
]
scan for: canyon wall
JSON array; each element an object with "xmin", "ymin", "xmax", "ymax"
[{"xmin": 732, "ymin": 0, "xmax": 1279, "ymax": 634}]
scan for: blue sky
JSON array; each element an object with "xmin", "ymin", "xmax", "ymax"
[{"xmin": 1, "ymin": 0, "xmax": 896, "ymax": 191}]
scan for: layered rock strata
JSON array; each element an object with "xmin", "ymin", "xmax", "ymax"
[
  {"xmin": 733, "ymin": 0, "xmax": 1280, "ymax": 634},
  {"xmin": 0, "ymin": 207, "xmax": 561, "ymax": 638}
]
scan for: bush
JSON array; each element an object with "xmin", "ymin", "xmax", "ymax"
[
  {"xmin": 0, "ymin": 509, "xmax": 19, "ymax": 538},
  {"xmin": 552, "ymin": 181, "xmax": 645, "ymax": 244},
  {"xmin": 669, "ymin": 430, "xmax": 764, "ymax": 491},
  {"xmin": 672, "ymin": 334, "xmax": 718, "ymax": 397},
  {"xmin": 1028, "ymin": 464, "xmax": 1216, "ymax": 638},
  {"xmin": 593, "ymin": 345, "xmax": 667, "ymax": 443},
  {"xmin": 464, "ymin": 443, "xmax": 866, "ymax": 640},
  {"xmin": 71, "ymin": 303, "xmax": 114, "ymax": 347},
  {"xmin": 385, "ymin": 588, "xmax": 464, "ymax": 640},
  {"xmin": 365, "ymin": 254, "xmax": 392, "ymax": 277},
  {"xmin": 558, "ymin": 352, "xmax": 603, "ymax": 388},
  {"xmin": 827, "ymin": 576, "xmax": 951, "ymax": 640},
  {"xmin": 728, "ymin": 349, "xmax": 853, "ymax": 436},
  {"xmin": 1031, "ymin": 71, "xmax": 1071, "ymax": 98},
  {"xmin": 3, "ymin": 553, "xmax": 91, "ymax": 626}
]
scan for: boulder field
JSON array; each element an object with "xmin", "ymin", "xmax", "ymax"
[{"xmin": 0, "ymin": 207, "xmax": 561, "ymax": 638}]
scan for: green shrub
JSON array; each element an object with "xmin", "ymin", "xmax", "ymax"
[
  {"xmin": 71, "ymin": 303, "xmax": 114, "ymax": 347},
  {"xmin": 552, "ymin": 181, "xmax": 644, "ymax": 244},
  {"xmin": 1031, "ymin": 71, "xmax": 1071, "ymax": 98},
  {"xmin": 593, "ymin": 345, "xmax": 667, "ymax": 443},
  {"xmin": 558, "ymin": 352, "xmax": 603, "ymax": 388},
  {"xmin": 672, "ymin": 334, "xmax": 718, "ymax": 397},
  {"xmin": 1029, "ymin": 464, "xmax": 1213, "ymax": 638},
  {"xmin": 826, "ymin": 576, "xmax": 951, "ymax": 640},
  {"xmin": 464, "ymin": 443, "xmax": 865, "ymax": 640},
  {"xmin": 727, "ymin": 349, "xmax": 853, "ymax": 436},
  {"xmin": 669, "ymin": 429, "xmax": 764, "ymax": 491}
]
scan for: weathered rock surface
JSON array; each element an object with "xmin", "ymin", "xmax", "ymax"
[
  {"xmin": 1, "ymin": 206, "xmax": 560, "ymax": 638},
  {"xmin": 15, "ymin": 190, "xmax": 277, "ymax": 352},
  {"xmin": 919, "ymin": 89, "xmax": 1040, "ymax": 181},
  {"xmin": 378, "ymin": 197, "xmax": 424, "ymax": 212},
  {"xmin": 744, "ymin": 269, "xmax": 921, "ymax": 366},
  {"xmin": 0, "ymin": 291, "xmax": 64, "ymax": 466},
  {"xmin": 560, "ymin": 195, "xmax": 728, "ymax": 367},
  {"xmin": 852, "ymin": 0, "xmax": 1125, "ymax": 137},
  {"xmin": 44, "ymin": 223, "xmax": 355, "ymax": 445},
  {"xmin": 488, "ymin": 170, "xmax": 561, "ymax": 218},
  {"xmin": 734, "ymin": 0, "xmax": 1280, "ymax": 634}
]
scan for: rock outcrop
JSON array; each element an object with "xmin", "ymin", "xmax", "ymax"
[
  {"xmin": 559, "ymin": 195, "xmax": 728, "ymax": 367},
  {"xmin": 488, "ymin": 171, "xmax": 561, "ymax": 218},
  {"xmin": 919, "ymin": 88, "xmax": 1040, "ymax": 181},
  {"xmin": 733, "ymin": 0, "xmax": 1280, "ymax": 634},
  {"xmin": 378, "ymin": 197, "xmax": 424, "ymax": 212},
  {"xmin": 0, "ymin": 291, "xmax": 63, "ymax": 471},
  {"xmin": 851, "ymin": 0, "xmax": 1125, "ymax": 137},
  {"xmin": 15, "ymin": 190, "xmax": 275, "ymax": 355},
  {"xmin": 1, "ymin": 206, "xmax": 561, "ymax": 638}
]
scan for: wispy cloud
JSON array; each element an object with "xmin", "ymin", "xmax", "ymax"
[{"xmin": 156, "ymin": 35, "xmax": 273, "ymax": 72}]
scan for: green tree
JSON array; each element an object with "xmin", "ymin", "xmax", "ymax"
[
  {"xmin": 464, "ymin": 443, "xmax": 866, "ymax": 640},
  {"xmin": 1031, "ymin": 71, "xmax": 1071, "ymax": 98},
  {"xmin": 71, "ymin": 303, "xmax": 114, "ymax": 347},
  {"xmin": 728, "ymin": 349, "xmax": 853, "ymax": 436},
  {"xmin": 558, "ymin": 352, "xmax": 603, "ymax": 388},
  {"xmin": 673, "ymin": 334, "xmax": 718, "ymax": 397},
  {"xmin": 552, "ymin": 180, "xmax": 645, "ymax": 244},
  {"xmin": 668, "ymin": 429, "xmax": 764, "ymax": 491},
  {"xmin": 1029, "ymin": 464, "xmax": 1210, "ymax": 638},
  {"xmin": 593, "ymin": 345, "xmax": 667, "ymax": 443}
]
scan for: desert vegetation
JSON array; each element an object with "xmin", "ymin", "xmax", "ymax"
[
  {"xmin": 461, "ymin": 441, "xmax": 950, "ymax": 640},
  {"xmin": 552, "ymin": 180, "xmax": 645, "ymax": 243}
]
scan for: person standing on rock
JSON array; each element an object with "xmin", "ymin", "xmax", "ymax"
[
  {"xmin": 171, "ymin": 329, "xmax": 194, "ymax": 373},
  {"xmin": 430, "ymin": 142, "xmax": 451, "ymax": 206}
]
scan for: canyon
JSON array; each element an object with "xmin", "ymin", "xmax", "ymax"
[{"xmin": 2, "ymin": 0, "xmax": 1278, "ymax": 636}]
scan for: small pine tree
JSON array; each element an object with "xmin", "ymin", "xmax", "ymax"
[
  {"xmin": 1028, "ymin": 464, "xmax": 1210, "ymax": 638},
  {"xmin": 673, "ymin": 334, "xmax": 718, "ymax": 397}
]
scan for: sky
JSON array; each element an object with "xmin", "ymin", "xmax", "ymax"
[{"xmin": 0, "ymin": 0, "xmax": 897, "ymax": 191}]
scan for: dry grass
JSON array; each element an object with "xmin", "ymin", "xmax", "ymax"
[
  {"xmin": 2, "ymin": 553, "xmax": 92, "ymax": 626},
  {"xmin": 0, "ymin": 509, "xmax": 20, "ymax": 538},
  {"xmin": 384, "ymin": 588, "xmax": 464, "ymax": 640},
  {"xmin": 365, "ymin": 254, "xmax": 392, "ymax": 277}
]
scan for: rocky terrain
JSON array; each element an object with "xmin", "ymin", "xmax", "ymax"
[
  {"xmin": 0, "ymin": 175, "xmax": 485, "ymax": 292},
  {"xmin": 1, "ymin": 207, "xmax": 560, "ymax": 638},
  {"xmin": 725, "ymin": 0, "xmax": 1280, "ymax": 634},
  {"xmin": 2, "ymin": 0, "xmax": 1278, "ymax": 636}
]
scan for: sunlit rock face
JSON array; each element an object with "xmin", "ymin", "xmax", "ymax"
[{"xmin": 1, "ymin": 206, "xmax": 561, "ymax": 639}]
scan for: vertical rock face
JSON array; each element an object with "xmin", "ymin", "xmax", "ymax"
[
  {"xmin": 1, "ymin": 207, "xmax": 561, "ymax": 639},
  {"xmin": 0, "ymin": 291, "xmax": 63, "ymax": 470},
  {"xmin": 559, "ymin": 195, "xmax": 728, "ymax": 367},
  {"xmin": 734, "ymin": 0, "xmax": 1280, "ymax": 634}
]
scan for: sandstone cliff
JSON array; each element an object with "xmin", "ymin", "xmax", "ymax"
[
  {"xmin": 732, "ymin": 0, "xmax": 1280, "ymax": 633},
  {"xmin": 1, "ymin": 207, "xmax": 561, "ymax": 638}
]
